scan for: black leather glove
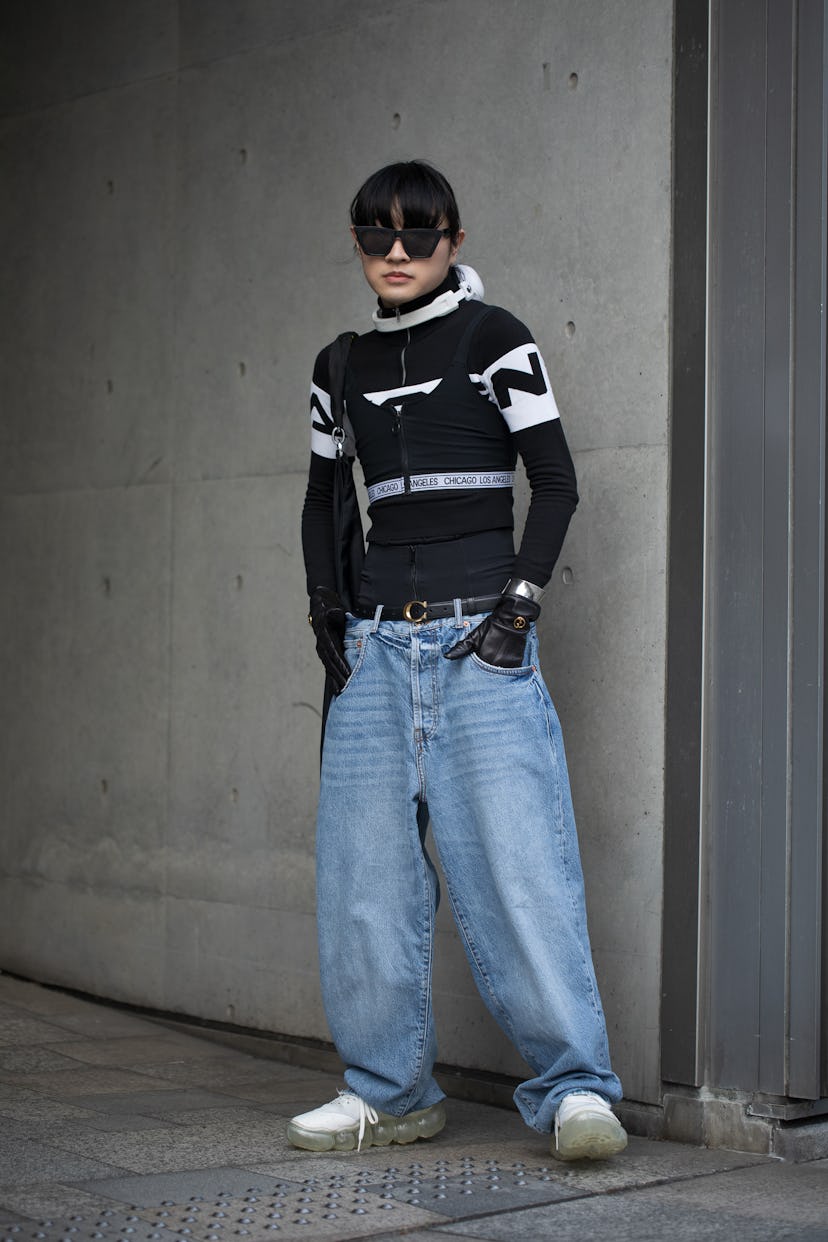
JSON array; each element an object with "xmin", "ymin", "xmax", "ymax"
[
  {"xmin": 308, "ymin": 587, "xmax": 351, "ymax": 693},
  {"xmin": 445, "ymin": 593, "xmax": 540, "ymax": 668}
]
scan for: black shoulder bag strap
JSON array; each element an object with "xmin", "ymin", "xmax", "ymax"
[
  {"xmin": 327, "ymin": 331, "xmax": 364, "ymax": 610},
  {"xmin": 321, "ymin": 330, "xmax": 363, "ymax": 757}
]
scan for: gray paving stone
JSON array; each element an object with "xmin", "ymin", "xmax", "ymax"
[
  {"xmin": 0, "ymin": 1208, "xmax": 34, "ymax": 1225},
  {"xmin": 69, "ymin": 1109, "xmax": 284, "ymax": 1150},
  {"xmin": 46, "ymin": 1035, "xmax": 230, "ymax": 1068},
  {"xmin": 69, "ymin": 1088, "xmax": 244, "ymax": 1116},
  {"xmin": 246, "ymin": 1153, "xmax": 408, "ymax": 1179},
  {"xmin": 210, "ymin": 1072, "xmax": 344, "ymax": 1104},
  {"xmin": 441, "ymin": 1160, "xmax": 828, "ymax": 1240},
  {"xmin": 1, "ymin": 1097, "xmax": 133, "ymax": 1125},
  {"xmin": 49, "ymin": 1114, "xmax": 181, "ymax": 1135},
  {"xmin": 0, "ymin": 1085, "xmax": 62, "ymax": 1109},
  {"xmin": 0, "ymin": 1183, "xmax": 143, "ymax": 1222},
  {"xmin": 129, "ymin": 1055, "xmax": 285, "ymax": 1088},
  {"xmin": 0, "ymin": 1138, "xmax": 125, "ymax": 1186},
  {"xmin": 71, "ymin": 1166, "xmax": 302, "ymax": 1206},
  {"xmin": 156, "ymin": 1105, "xmax": 277, "ymax": 1127},
  {"xmin": 0, "ymin": 1006, "xmax": 23, "ymax": 1022},
  {"xmin": 443, "ymin": 1201, "xmax": 828, "ymax": 1241},
  {"xmin": 43, "ymin": 1119, "xmax": 290, "ymax": 1174},
  {"xmin": 363, "ymin": 1234, "xmax": 465, "ymax": 1242},
  {"xmin": 220, "ymin": 1061, "xmax": 343, "ymax": 1084},
  {"xmin": 8, "ymin": 1068, "xmax": 176, "ymax": 1098},
  {"xmin": 0, "ymin": 1047, "xmax": 88, "ymax": 1076},
  {"xmin": 41, "ymin": 1011, "xmax": 169, "ymax": 1040},
  {"xmin": 0, "ymin": 1119, "xmax": 47, "ymax": 1142},
  {"xmin": 653, "ymin": 1161, "xmax": 828, "ymax": 1223},
  {"xmin": 4, "ymin": 1111, "xmax": 183, "ymax": 1147},
  {"xmin": 0, "ymin": 1018, "xmax": 78, "ymax": 1048},
  {"xmin": 0, "ymin": 981, "xmax": 161, "ymax": 1042}
]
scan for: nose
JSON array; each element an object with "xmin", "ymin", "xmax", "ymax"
[{"xmin": 385, "ymin": 235, "xmax": 410, "ymax": 261}]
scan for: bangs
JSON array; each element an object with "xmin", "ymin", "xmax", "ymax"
[{"xmin": 350, "ymin": 161, "xmax": 461, "ymax": 238}]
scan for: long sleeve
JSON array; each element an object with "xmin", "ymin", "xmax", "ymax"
[
  {"xmin": 301, "ymin": 451, "xmax": 338, "ymax": 595},
  {"xmin": 512, "ymin": 420, "xmax": 578, "ymax": 586},
  {"xmin": 469, "ymin": 309, "xmax": 578, "ymax": 587}
]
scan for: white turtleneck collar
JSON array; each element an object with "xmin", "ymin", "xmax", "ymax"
[{"xmin": 372, "ymin": 265, "xmax": 485, "ymax": 333}]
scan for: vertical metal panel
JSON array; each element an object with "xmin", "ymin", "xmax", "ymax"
[
  {"xmin": 758, "ymin": 0, "xmax": 795, "ymax": 1097},
  {"xmin": 661, "ymin": 0, "xmax": 710, "ymax": 1087},
  {"xmin": 703, "ymin": 0, "xmax": 827, "ymax": 1100},
  {"xmin": 706, "ymin": 0, "xmax": 769, "ymax": 1091},
  {"xmin": 787, "ymin": 0, "xmax": 827, "ymax": 1098}
]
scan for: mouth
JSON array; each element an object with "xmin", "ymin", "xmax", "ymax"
[{"xmin": 384, "ymin": 271, "xmax": 413, "ymax": 282}]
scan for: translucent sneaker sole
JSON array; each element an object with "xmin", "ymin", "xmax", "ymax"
[
  {"xmin": 287, "ymin": 1100, "xmax": 447, "ymax": 1152},
  {"xmin": 550, "ymin": 1110, "xmax": 628, "ymax": 1161}
]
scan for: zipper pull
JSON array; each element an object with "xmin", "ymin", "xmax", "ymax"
[{"xmin": 392, "ymin": 404, "xmax": 402, "ymax": 434}]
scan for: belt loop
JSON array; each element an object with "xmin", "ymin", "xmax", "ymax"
[
  {"xmin": 453, "ymin": 598, "xmax": 464, "ymax": 628},
  {"xmin": 371, "ymin": 603, "xmax": 383, "ymax": 633}
]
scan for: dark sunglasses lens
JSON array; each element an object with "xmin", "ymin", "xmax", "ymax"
[
  {"xmin": 354, "ymin": 227, "xmax": 445, "ymax": 257},
  {"xmin": 401, "ymin": 230, "xmax": 441, "ymax": 258},
  {"xmin": 355, "ymin": 227, "xmax": 393, "ymax": 255}
]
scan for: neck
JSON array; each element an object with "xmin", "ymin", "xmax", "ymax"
[
  {"xmin": 372, "ymin": 268, "xmax": 476, "ymax": 333},
  {"xmin": 378, "ymin": 268, "xmax": 457, "ymax": 313}
]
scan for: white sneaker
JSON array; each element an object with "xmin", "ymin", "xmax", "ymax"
[
  {"xmin": 287, "ymin": 1091, "xmax": 447, "ymax": 1152},
  {"xmin": 551, "ymin": 1091, "xmax": 627, "ymax": 1161}
]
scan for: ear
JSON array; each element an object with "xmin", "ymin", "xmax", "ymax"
[{"xmin": 450, "ymin": 228, "xmax": 466, "ymax": 261}]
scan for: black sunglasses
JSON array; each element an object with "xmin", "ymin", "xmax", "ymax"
[{"xmin": 353, "ymin": 225, "xmax": 451, "ymax": 259}]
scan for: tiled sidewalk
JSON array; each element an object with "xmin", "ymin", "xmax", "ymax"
[{"xmin": 1, "ymin": 973, "xmax": 827, "ymax": 1241}]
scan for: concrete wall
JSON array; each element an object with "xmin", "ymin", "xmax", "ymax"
[{"xmin": 0, "ymin": 0, "xmax": 673, "ymax": 1108}]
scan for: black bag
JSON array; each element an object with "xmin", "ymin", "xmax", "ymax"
[{"xmin": 321, "ymin": 331, "xmax": 364, "ymax": 753}]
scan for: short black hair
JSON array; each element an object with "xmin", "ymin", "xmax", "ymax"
[{"xmin": 349, "ymin": 161, "xmax": 461, "ymax": 242}]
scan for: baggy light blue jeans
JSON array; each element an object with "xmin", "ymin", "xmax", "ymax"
[{"xmin": 316, "ymin": 609, "xmax": 622, "ymax": 1134}]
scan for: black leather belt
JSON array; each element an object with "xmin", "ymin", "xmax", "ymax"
[{"xmin": 352, "ymin": 595, "xmax": 501, "ymax": 623}]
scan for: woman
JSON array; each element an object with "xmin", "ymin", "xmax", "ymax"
[{"xmin": 296, "ymin": 160, "xmax": 626, "ymax": 1161}]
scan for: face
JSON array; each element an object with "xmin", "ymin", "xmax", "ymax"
[{"xmin": 351, "ymin": 213, "xmax": 465, "ymax": 308}]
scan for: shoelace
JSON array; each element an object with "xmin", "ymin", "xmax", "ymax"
[{"xmin": 339, "ymin": 1091, "xmax": 378, "ymax": 1151}]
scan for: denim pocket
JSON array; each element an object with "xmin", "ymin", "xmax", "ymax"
[
  {"xmin": 339, "ymin": 631, "xmax": 370, "ymax": 694},
  {"xmin": 468, "ymin": 625, "xmax": 538, "ymax": 677},
  {"xmin": 469, "ymin": 651, "xmax": 536, "ymax": 677}
]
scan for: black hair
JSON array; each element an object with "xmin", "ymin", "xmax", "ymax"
[{"xmin": 349, "ymin": 161, "xmax": 462, "ymax": 243}]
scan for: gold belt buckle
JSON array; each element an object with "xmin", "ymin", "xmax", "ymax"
[{"xmin": 403, "ymin": 599, "xmax": 428, "ymax": 623}]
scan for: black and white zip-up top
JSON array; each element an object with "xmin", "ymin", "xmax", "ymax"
[{"xmin": 301, "ymin": 266, "xmax": 578, "ymax": 596}]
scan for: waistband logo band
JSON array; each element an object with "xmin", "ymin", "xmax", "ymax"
[{"xmin": 367, "ymin": 470, "xmax": 515, "ymax": 504}]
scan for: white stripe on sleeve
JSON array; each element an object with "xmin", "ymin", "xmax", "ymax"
[
  {"xmin": 310, "ymin": 381, "xmax": 355, "ymax": 458},
  {"xmin": 470, "ymin": 342, "xmax": 561, "ymax": 433}
]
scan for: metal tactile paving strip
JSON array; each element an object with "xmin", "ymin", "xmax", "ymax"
[
  {"xmin": 362, "ymin": 1154, "xmax": 571, "ymax": 1215},
  {"xmin": 0, "ymin": 1155, "xmax": 572, "ymax": 1240}
]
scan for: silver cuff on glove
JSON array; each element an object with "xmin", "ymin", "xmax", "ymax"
[{"xmin": 502, "ymin": 577, "xmax": 545, "ymax": 604}]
